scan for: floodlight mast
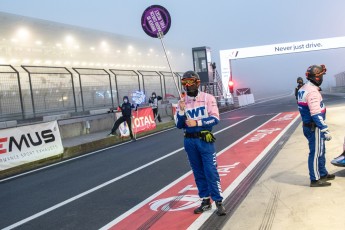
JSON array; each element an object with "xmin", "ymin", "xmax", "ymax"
[{"xmin": 157, "ymin": 31, "xmax": 181, "ymax": 99}]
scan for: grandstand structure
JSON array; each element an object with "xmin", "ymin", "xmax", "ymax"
[
  {"xmin": 0, "ymin": 11, "xmax": 191, "ymax": 71},
  {"xmin": 0, "ymin": 11, "xmax": 191, "ymax": 122}
]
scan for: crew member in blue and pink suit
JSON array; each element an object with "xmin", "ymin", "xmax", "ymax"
[
  {"xmin": 297, "ymin": 64, "xmax": 335, "ymax": 187},
  {"xmin": 176, "ymin": 70, "xmax": 226, "ymax": 216}
]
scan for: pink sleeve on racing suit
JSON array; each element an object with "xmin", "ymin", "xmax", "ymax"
[
  {"xmin": 305, "ymin": 87, "xmax": 324, "ymax": 116},
  {"xmin": 298, "ymin": 82, "xmax": 327, "ymax": 130},
  {"xmin": 206, "ymin": 92, "xmax": 220, "ymax": 120}
]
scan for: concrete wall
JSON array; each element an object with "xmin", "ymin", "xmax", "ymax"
[
  {"xmin": 58, "ymin": 113, "xmax": 115, "ymax": 139},
  {"xmin": 57, "ymin": 103, "xmax": 171, "ymax": 139}
]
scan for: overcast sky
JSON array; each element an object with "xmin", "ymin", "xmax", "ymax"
[{"xmin": 1, "ymin": 0, "xmax": 345, "ymax": 97}]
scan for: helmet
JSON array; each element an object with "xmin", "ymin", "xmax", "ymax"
[
  {"xmin": 123, "ymin": 96, "xmax": 129, "ymax": 101},
  {"xmin": 182, "ymin": 70, "xmax": 200, "ymax": 79},
  {"xmin": 152, "ymin": 92, "xmax": 156, "ymax": 97},
  {"xmin": 305, "ymin": 64, "xmax": 326, "ymax": 86},
  {"xmin": 181, "ymin": 71, "xmax": 200, "ymax": 97},
  {"xmin": 297, "ymin": 77, "xmax": 303, "ymax": 84}
]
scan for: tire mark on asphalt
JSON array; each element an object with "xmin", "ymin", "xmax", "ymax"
[{"xmin": 259, "ymin": 186, "xmax": 281, "ymax": 230}]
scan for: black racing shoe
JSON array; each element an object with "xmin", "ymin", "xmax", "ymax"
[
  {"xmin": 215, "ymin": 201, "xmax": 226, "ymax": 216},
  {"xmin": 310, "ymin": 180, "xmax": 331, "ymax": 187},
  {"xmin": 131, "ymin": 137, "xmax": 136, "ymax": 142},
  {"xmin": 194, "ymin": 199, "xmax": 211, "ymax": 214},
  {"xmin": 320, "ymin": 174, "xmax": 335, "ymax": 181}
]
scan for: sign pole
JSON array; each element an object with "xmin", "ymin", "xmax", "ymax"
[
  {"xmin": 134, "ymin": 110, "xmax": 138, "ymax": 139},
  {"xmin": 158, "ymin": 31, "xmax": 181, "ymax": 98}
]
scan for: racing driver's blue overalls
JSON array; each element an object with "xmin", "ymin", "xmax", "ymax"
[
  {"xmin": 176, "ymin": 91, "xmax": 223, "ymax": 202},
  {"xmin": 297, "ymin": 81, "xmax": 330, "ymax": 181}
]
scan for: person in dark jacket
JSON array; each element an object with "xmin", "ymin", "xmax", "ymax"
[
  {"xmin": 108, "ymin": 96, "xmax": 137, "ymax": 141},
  {"xmin": 294, "ymin": 77, "xmax": 304, "ymax": 100},
  {"xmin": 148, "ymin": 92, "xmax": 162, "ymax": 122}
]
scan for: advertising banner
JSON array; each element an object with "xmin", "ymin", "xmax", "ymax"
[
  {"xmin": 220, "ymin": 36, "xmax": 345, "ymax": 96},
  {"xmin": 132, "ymin": 107, "xmax": 156, "ymax": 134},
  {"xmin": 220, "ymin": 36, "xmax": 345, "ymax": 61},
  {"xmin": 116, "ymin": 107, "xmax": 156, "ymax": 137},
  {"xmin": 0, "ymin": 121, "xmax": 63, "ymax": 171}
]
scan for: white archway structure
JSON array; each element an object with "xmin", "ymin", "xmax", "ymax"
[{"xmin": 219, "ymin": 36, "xmax": 345, "ymax": 95}]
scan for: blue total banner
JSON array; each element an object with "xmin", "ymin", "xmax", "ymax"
[{"xmin": 141, "ymin": 5, "xmax": 171, "ymax": 38}]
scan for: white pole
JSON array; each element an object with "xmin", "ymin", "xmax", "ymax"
[
  {"xmin": 158, "ymin": 31, "xmax": 181, "ymax": 98},
  {"xmin": 134, "ymin": 110, "xmax": 138, "ymax": 139}
]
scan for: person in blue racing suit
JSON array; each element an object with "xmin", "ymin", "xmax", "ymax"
[
  {"xmin": 297, "ymin": 64, "xmax": 334, "ymax": 187},
  {"xmin": 294, "ymin": 77, "xmax": 304, "ymax": 100},
  {"xmin": 176, "ymin": 70, "xmax": 226, "ymax": 216}
]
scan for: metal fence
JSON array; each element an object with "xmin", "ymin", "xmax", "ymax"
[
  {"xmin": 0, "ymin": 65, "xmax": 24, "ymax": 120},
  {"xmin": 0, "ymin": 65, "xmax": 184, "ymax": 122},
  {"xmin": 21, "ymin": 65, "xmax": 76, "ymax": 117},
  {"xmin": 110, "ymin": 69, "xmax": 141, "ymax": 106},
  {"xmin": 160, "ymin": 71, "xmax": 183, "ymax": 100},
  {"xmin": 72, "ymin": 68, "xmax": 113, "ymax": 112}
]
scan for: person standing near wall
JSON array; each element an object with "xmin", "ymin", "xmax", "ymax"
[
  {"xmin": 148, "ymin": 92, "xmax": 162, "ymax": 123},
  {"xmin": 108, "ymin": 96, "xmax": 137, "ymax": 141}
]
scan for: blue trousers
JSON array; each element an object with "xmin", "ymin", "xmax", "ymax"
[
  {"xmin": 303, "ymin": 126, "xmax": 328, "ymax": 181},
  {"xmin": 184, "ymin": 137, "xmax": 223, "ymax": 201}
]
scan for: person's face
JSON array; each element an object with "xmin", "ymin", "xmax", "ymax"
[{"xmin": 185, "ymin": 84, "xmax": 198, "ymax": 93}]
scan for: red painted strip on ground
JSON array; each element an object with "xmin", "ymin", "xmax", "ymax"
[{"xmin": 107, "ymin": 112, "xmax": 299, "ymax": 230}]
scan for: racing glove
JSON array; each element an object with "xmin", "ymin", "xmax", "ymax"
[
  {"xmin": 321, "ymin": 129, "xmax": 332, "ymax": 141},
  {"xmin": 200, "ymin": 131, "xmax": 216, "ymax": 143}
]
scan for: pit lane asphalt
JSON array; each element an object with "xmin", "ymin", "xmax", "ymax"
[{"xmin": 0, "ymin": 93, "xmax": 343, "ymax": 229}]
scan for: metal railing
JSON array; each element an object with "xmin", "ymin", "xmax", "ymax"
[
  {"xmin": 72, "ymin": 68, "xmax": 113, "ymax": 112},
  {"xmin": 0, "ymin": 65, "xmax": 186, "ymax": 122},
  {"xmin": 21, "ymin": 65, "xmax": 77, "ymax": 118}
]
